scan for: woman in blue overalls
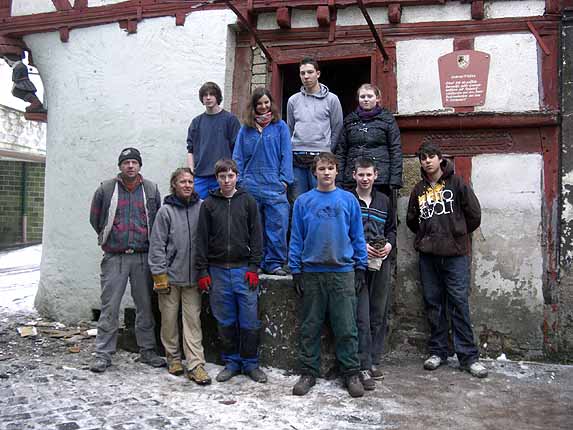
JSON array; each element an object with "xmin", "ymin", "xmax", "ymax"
[{"xmin": 233, "ymin": 87, "xmax": 293, "ymax": 276}]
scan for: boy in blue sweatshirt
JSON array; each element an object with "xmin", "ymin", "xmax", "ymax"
[{"xmin": 289, "ymin": 152, "xmax": 368, "ymax": 398}]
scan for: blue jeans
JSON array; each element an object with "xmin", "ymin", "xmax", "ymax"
[
  {"xmin": 256, "ymin": 196, "xmax": 289, "ymax": 272},
  {"xmin": 419, "ymin": 254, "xmax": 479, "ymax": 367},
  {"xmin": 194, "ymin": 175, "xmax": 219, "ymax": 200},
  {"xmin": 209, "ymin": 266, "xmax": 261, "ymax": 372},
  {"xmin": 289, "ymin": 166, "xmax": 317, "ymax": 202}
]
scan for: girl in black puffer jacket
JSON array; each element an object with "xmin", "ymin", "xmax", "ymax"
[{"xmin": 334, "ymin": 84, "xmax": 403, "ymax": 194}]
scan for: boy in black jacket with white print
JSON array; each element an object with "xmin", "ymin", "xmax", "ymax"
[{"xmin": 406, "ymin": 143, "xmax": 487, "ymax": 378}]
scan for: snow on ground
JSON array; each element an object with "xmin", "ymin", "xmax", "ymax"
[{"xmin": 0, "ymin": 244, "xmax": 41, "ymax": 313}]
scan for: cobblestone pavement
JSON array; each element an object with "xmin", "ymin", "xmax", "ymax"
[
  {"xmin": 1, "ymin": 246, "xmax": 572, "ymax": 429},
  {"xmin": 1, "ymin": 307, "xmax": 572, "ymax": 430}
]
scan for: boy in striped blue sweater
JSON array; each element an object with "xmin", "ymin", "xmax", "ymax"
[{"xmin": 352, "ymin": 158, "xmax": 396, "ymax": 390}]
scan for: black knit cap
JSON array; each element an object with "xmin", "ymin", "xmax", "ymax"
[{"xmin": 118, "ymin": 147, "xmax": 142, "ymax": 166}]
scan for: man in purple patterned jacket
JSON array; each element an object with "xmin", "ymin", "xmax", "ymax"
[{"xmin": 89, "ymin": 147, "xmax": 165, "ymax": 373}]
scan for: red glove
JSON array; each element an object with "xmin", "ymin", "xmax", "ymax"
[
  {"xmin": 198, "ymin": 275, "xmax": 211, "ymax": 292},
  {"xmin": 245, "ymin": 271, "xmax": 259, "ymax": 289}
]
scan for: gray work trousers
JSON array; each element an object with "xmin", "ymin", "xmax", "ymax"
[
  {"xmin": 356, "ymin": 257, "xmax": 393, "ymax": 370},
  {"xmin": 95, "ymin": 252, "xmax": 156, "ymax": 362}
]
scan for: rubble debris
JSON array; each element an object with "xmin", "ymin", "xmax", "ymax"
[{"xmin": 17, "ymin": 326, "xmax": 37, "ymax": 337}]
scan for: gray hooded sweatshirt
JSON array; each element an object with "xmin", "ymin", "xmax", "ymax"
[
  {"xmin": 286, "ymin": 83, "xmax": 343, "ymax": 153},
  {"xmin": 148, "ymin": 193, "xmax": 202, "ymax": 287}
]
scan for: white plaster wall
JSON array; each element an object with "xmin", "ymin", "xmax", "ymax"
[
  {"xmin": 26, "ymin": 10, "xmax": 237, "ymax": 322},
  {"xmin": 0, "ymin": 105, "xmax": 46, "ymax": 155},
  {"xmin": 397, "ymin": 34, "xmax": 539, "ymax": 114},
  {"xmin": 474, "ymin": 33, "xmax": 539, "ymax": 112},
  {"xmin": 337, "ymin": 6, "xmax": 389, "ymax": 26},
  {"xmin": 472, "ymin": 154, "xmax": 544, "ymax": 345},
  {"xmin": 396, "ymin": 39, "xmax": 453, "ymax": 114},
  {"xmin": 11, "ymin": 0, "xmax": 55, "ymax": 16},
  {"xmin": 257, "ymin": 13, "xmax": 280, "ymax": 31},
  {"xmin": 402, "ymin": 1, "xmax": 471, "ymax": 23},
  {"xmin": 291, "ymin": 9, "xmax": 318, "ymax": 29},
  {"xmin": 485, "ymin": 1, "xmax": 545, "ymax": 19},
  {"xmin": 89, "ymin": 0, "xmax": 129, "ymax": 6}
]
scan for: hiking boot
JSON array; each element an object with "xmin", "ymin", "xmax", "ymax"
[
  {"xmin": 292, "ymin": 374, "xmax": 316, "ymax": 396},
  {"xmin": 423, "ymin": 355, "xmax": 444, "ymax": 371},
  {"xmin": 462, "ymin": 361, "xmax": 488, "ymax": 379},
  {"xmin": 139, "ymin": 350, "xmax": 166, "ymax": 368},
  {"xmin": 188, "ymin": 364, "xmax": 212, "ymax": 385},
  {"xmin": 264, "ymin": 267, "xmax": 288, "ymax": 276},
  {"xmin": 359, "ymin": 370, "xmax": 376, "ymax": 391},
  {"xmin": 216, "ymin": 367, "xmax": 241, "ymax": 382},
  {"xmin": 90, "ymin": 357, "xmax": 110, "ymax": 373},
  {"xmin": 246, "ymin": 367, "xmax": 268, "ymax": 383},
  {"xmin": 369, "ymin": 365, "xmax": 384, "ymax": 380},
  {"xmin": 345, "ymin": 374, "xmax": 365, "ymax": 398},
  {"xmin": 167, "ymin": 360, "xmax": 184, "ymax": 376}
]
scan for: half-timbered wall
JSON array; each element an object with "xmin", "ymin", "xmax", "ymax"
[{"xmin": 1, "ymin": 0, "xmax": 569, "ymax": 359}]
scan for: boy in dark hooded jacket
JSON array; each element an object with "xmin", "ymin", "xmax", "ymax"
[
  {"xmin": 195, "ymin": 159, "xmax": 266, "ymax": 384},
  {"xmin": 406, "ymin": 142, "xmax": 487, "ymax": 378}
]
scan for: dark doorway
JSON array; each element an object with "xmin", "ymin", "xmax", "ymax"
[{"xmin": 280, "ymin": 57, "xmax": 371, "ymax": 121}]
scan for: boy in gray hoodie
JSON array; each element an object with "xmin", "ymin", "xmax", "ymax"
[{"xmin": 287, "ymin": 57, "xmax": 343, "ymax": 200}]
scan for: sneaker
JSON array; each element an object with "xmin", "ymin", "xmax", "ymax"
[
  {"xmin": 168, "ymin": 360, "xmax": 184, "ymax": 376},
  {"xmin": 246, "ymin": 367, "xmax": 268, "ymax": 383},
  {"xmin": 90, "ymin": 357, "xmax": 110, "ymax": 373},
  {"xmin": 292, "ymin": 374, "xmax": 316, "ymax": 396},
  {"xmin": 264, "ymin": 267, "xmax": 288, "ymax": 276},
  {"xmin": 216, "ymin": 367, "xmax": 241, "ymax": 382},
  {"xmin": 345, "ymin": 374, "xmax": 365, "ymax": 398},
  {"xmin": 188, "ymin": 364, "xmax": 212, "ymax": 385},
  {"xmin": 359, "ymin": 370, "xmax": 376, "ymax": 391},
  {"xmin": 463, "ymin": 361, "xmax": 488, "ymax": 379},
  {"xmin": 139, "ymin": 350, "xmax": 166, "ymax": 368},
  {"xmin": 423, "ymin": 355, "xmax": 444, "ymax": 371},
  {"xmin": 369, "ymin": 365, "xmax": 384, "ymax": 380}
]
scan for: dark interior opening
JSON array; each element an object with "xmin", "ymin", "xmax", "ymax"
[{"xmin": 281, "ymin": 57, "xmax": 371, "ymax": 121}]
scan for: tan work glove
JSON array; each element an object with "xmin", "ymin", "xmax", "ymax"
[{"xmin": 152, "ymin": 273, "xmax": 170, "ymax": 294}]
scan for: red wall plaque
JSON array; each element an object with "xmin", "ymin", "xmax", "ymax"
[{"xmin": 438, "ymin": 50, "xmax": 490, "ymax": 108}]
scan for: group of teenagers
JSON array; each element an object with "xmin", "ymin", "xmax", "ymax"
[{"xmin": 89, "ymin": 57, "xmax": 488, "ymax": 399}]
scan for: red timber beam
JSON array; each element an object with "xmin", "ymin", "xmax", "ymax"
[
  {"xmin": 224, "ymin": 0, "xmax": 274, "ymax": 63},
  {"xmin": 356, "ymin": 0, "xmax": 389, "ymax": 60},
  {"xmin": 0, "ymin": 0, "xmax": 227, "ymax": 37}
]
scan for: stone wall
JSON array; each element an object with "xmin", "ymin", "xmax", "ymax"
[
  {"xmin": 250, "ymin": 47, "xmax": 268, "ymax": 93},
  {"xmin": 558, "ymin": 8, "xmax": 573, "ymax": 361}
]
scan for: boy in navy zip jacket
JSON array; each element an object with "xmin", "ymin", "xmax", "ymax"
[
  {"xmin": 406, "ymin": 142, "xmax": 487, "ymax": 378},
  {"xmin": 289, "ymin": 152, "xmax": 368, "ymax": 398},
  {"xmin": 351, "ymin": 158, "xmax": 396, "ymax": 390},
  {"xmin": 195, "ymin": 159, "xmax": 267, "ymax": 383}
]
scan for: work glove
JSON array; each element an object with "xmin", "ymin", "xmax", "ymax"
[
  {"xmin": 245, "ymin": 271, "xmax": 259, "ymax": 290},
  {"xmin": 292, "ymin": 273, "xmax": 304, "ymax": 298},
  {"xmin": 354, "ymin": 269, "xmax": 366, "ymax": 294},
  {"xmin": 198, "ymin": 275, "xmax": 211, "ymax": 292},
  {"xmin": 152, "ymin": 273, "xmax": 170, "ymax": 294}
]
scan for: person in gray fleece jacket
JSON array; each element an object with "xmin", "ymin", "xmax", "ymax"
[
  {"xmin": 148, "ymin": 167, "xmax": 211, "ymax": 385},
  {"xmin": 287, "ymin": 57, "xmax": 343, "ymax": 200}
]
